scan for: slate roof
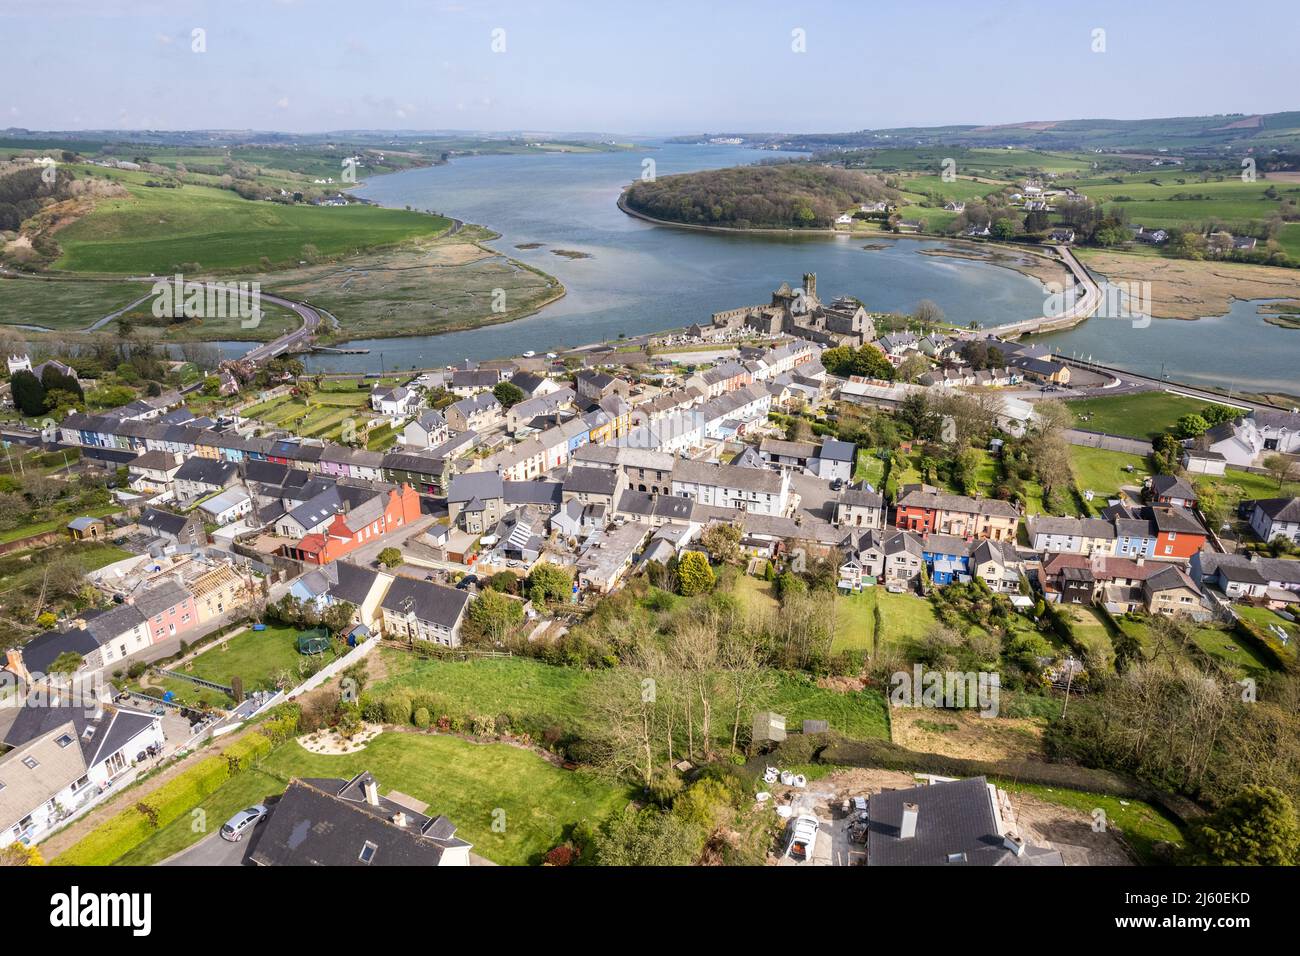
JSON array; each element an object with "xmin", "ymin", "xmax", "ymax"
[
  {"xmin": 174, "ymin": 457, "xmax": 238, "ymax": 487},
  {"xmin": 448, "ymin": 471, "xmax": 505, "ymax": 505},
  {"xmin": 867, "ymin": 776, "xmax": 1060, "ymax": 867},
  {"xmin": 249, "ymin": 773, "xmax": 469, "ymax": 867},
  {"xmin": 380, "ymin": 576, "xmax": 471, "ymax": 629},
  {"xmin": 564, "ymin": 467, "xmax": 619, "ymax": 497}
]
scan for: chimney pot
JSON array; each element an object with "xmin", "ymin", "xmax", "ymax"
[
  {"xmin": 900, "ymin": 802, "xmax": 919, "ymax": 840},
  {"xmin": 1003, "ymin": 833, "xmax": 1027, "ymax": 857}
]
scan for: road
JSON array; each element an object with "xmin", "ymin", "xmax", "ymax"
[{"xmin": 995, "ymin": 245, "xmax": 1102, "ymax": 338}]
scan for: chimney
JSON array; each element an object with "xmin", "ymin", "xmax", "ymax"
[
  {"xmin": 391, "ymin": 811, "xmax": 408, "ymax": 828},
  {"xmin": 1135, "ymin": 556, "xmax": 1145, "ymax": 567},
  {"xmin": 900, "ymin": 802, "xmax": 919, "ymax": 839},
  {"xmin": 363, "ymin": 778, "xmax": 379, "ymax": 806},
  {"xmin": 1003, "ymin": 833, "xmax": 1027, "ymax": 857}
]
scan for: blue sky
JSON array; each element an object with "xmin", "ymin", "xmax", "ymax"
[{"xmin": 3, "ymin": 0, "xmax": 1297, "ymax": 134}]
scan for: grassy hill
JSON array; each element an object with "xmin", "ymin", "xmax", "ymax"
[{"xmin": 52, "ymin": 173, "xmax": 451, "ymax": 274}]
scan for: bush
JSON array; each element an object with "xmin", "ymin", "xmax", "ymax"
[
  {"xmin": 381, "ymin": 694, "xmax": 413, "ymax": 725},
  {"xmin": 413, "ymin": 707, "xmax": 431, "ymax": 729}
]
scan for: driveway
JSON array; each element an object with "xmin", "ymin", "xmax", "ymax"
[{"xmin": 162, "ymin": 830, "xmax": 255, "ymax": 866}]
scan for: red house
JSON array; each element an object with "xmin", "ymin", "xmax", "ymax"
[
  {"xmin": 288, "ymin": 484, "xmax": 421, "ymax": 565},
  {"xmin": 1149, "ymin": 505, "xmax": 1208, "ymax": 561}
]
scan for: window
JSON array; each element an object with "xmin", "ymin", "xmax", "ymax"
[
  {"xmin": 55, "ymin": 734, "xmax": 74, "ymax": 748},
  {"xmin": 22, "ymin": 756, "xmax": 39, "ymax": 770}
]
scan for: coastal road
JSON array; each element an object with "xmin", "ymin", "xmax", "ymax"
[{"xmin": 996, "ymin": 245, "xmax": 1102, "ymax": 338}]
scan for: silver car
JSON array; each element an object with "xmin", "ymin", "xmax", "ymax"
[{"xmin": 219, "ymin": 804, "xmax": 269, "ymax": 842}]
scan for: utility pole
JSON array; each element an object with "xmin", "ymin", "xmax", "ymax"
[{"xmin": 1061, "ymin": 655, "xmax": 1077, "ymax": 717}]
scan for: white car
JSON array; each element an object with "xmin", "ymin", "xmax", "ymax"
[
  {"xmin": 784, "ymin": 814, "xmax": 820, "ymax": 863},
  {"xmin": 522, "ymin": 350, "xmax": 536, "ymax": 357},
  {"xmin": 220, "ymin": 804, "xmax": 269, "ymax": 842}
]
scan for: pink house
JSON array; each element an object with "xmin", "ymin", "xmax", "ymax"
[{"xmin": 131, "ymin": 579, "xmax": 200, "ymax": 644}]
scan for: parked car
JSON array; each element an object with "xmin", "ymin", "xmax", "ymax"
[
  {"xmin": 784, "ymin": 814, "xmax": 820, "ymax": 863},
  {"xmin": 220, "ymin": 804, "xmax": 269, "ymax": 842}
]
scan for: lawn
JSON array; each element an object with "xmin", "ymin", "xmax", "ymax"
[
  {"xmin": 854, "ymin": 447, "xmax": 887, "ymax": 486},
  {"xmin": 732, "ymin": 574, "xmax": 779, "ymax": 615},
  {"xmin": 1065, "ymin": 391, "xmax": 1223, "ymax": 440},
  {"xmin": 116, "ymin": 733, "xmax": 631, "ymax": 867},
  {"xmin": 832, "ymin": 590, "xmax": 876, "ymax": 653},
  {"xmin": 181, "ymin": 624, "xmax": 337, "ymax": 692},
  {"xmin": 1196, "ymin": 467, "xmax": 1300, "ymax": 507},
  {"xmin": 0, "ymin": 502, "xmax": 122, "ymax": 545},
  {"xmin": 874, "ymin": 590, "xmax": 940, "ymax": 654},
  {"xmin": 1069, "ymin": 445, "xmax": 1149, "ymax": 509},
  {"xmin": 54, "ymin": 175, "xmax": 452, "ymax": 274},
  {"xmin": 1115, "ymin": 613, "xmax": 1275, "ymax": 676},
  {"xmin": 1062, "ymin": 605, "xmax": 1114, "ymax": 666},
  {"xmin": 992, "ymin": 779, "xmax": 1185, "ymax": 865},
  {"xmin": 374, "ymin": 650, "xmax": 891, "ymax": 742}
]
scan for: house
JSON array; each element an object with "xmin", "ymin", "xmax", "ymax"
[
  {"xmin": 66, "ymin": 516, "xmax": 107, "ymax": 541},
  {"xmin": 563, "ymin": 466, "xmax": 623, "ymax": 510},
  {"xmin": 173, "ymin": 456, "xmax": 239, "ymax": 501},
  {"xmin": 1048, "ymin": 228, "xmax": 1075, "ymax": 244},
  {"xmin": 446, "ymin": 392, "xmax": 503, "ymax": 433},
  {"xmin": 6, "ymin": 603, "xmax": 152, "ymax": 681},
  {"xmin": 866, "ymin": 776, "xmax": 1061, "ymax": 867},
  {"xmin": 286, "ymin": 485, "xmax": 422, "ymax": 566},
  {"xmin": 184, "ymin": 562, "xmax": 252, "ymax": 624},
  {"xmin": 575, "ymin": 522, "xmax": 648, "ymax": 593},
  {"xmin": 1247, "ymin": 497, "xmax": 1300, "ymax": 546},
  {"xmin": 833, "ymin": 485, "xmax": 885, "ymax": 530},
  {"xmin": 380, "ymin": 576, "xmax": 472, "ymax": 647},
  {"xmin": 1143, "ymin": 565, "xmax": 1210, "ymax": 621},
  {"xmin": 575, "ymin": 370, "xmax": 630, "ymax": 404},
  {"xmin": 370, "ymin": 385, "xmax": 421, "ymax": 422},
  {"xmin": 895, "ymin": 490, "xmax": 1019, "ymax": 542},
  {"xmin": 198, "ymin": 487, "xmax": 253, "ymax": 526},
  {"xmin": 136, "ymin": 507, "xmax": 205, "ymax": 546},
  {"xmin": 249, "ymin": 772, "xmax": 471, "ymax": 866},
  {"xmin": 509, "ymin": 371, "xmax": 560, "ymax": 400},
  {"xmin": 759, "ymin": 437, "xmax": 818, "ymax": 473},
  {"xmin": 1026, "ymin": 515, "xmax": 1116, "ymax": 556},
  {"xmin": 132, "ymin": 579, "xmax": 199, "ymax": 644},
  {"xmin": 1191, "ymin": 551, "xmax": 1300, "ymax": 599},
  {"xmin": 447, "ymin": 471, "xmax": 506, "ymax": 534},
  {"xmin": 292, "ymin": 561, "xmax": 392, "ymax": 632},
  {"xmin": 671, "ymin": 459, "xmax": 791, "ymax": 517},
  {"xmin": 127, "ymin": 449, "xmax": 183, "ymax": 495},
  {"xmin": 813, "ymin": 439, "xmax": 856, "ymax": 482},
  {"xmin": 0, "ymin": 699, "xmax": 165, "ymax": 849},
  {"xmin": 970, "ymin": 539, "xmax": 1023, "ymax": 593},
  {"xmin": 450, "ymin": 368, "xmax": 502, "ymax": 397},
  {"xmin": 1148, "ymin": 504, "xmax": 1208, "ymax": 560},
  {"xmin": 1149, "ymin": 473, "xmax": 1197, "ymax": 509},
  {"xmin": 921, "ymin": 534, "xmax": 973, "ymax": 585},
  {"xmin": 839, "ymin": 529, "xmax": 925, "ymax": 590},
  {"xmin": 550, "ymin": 497, "xmax": 606, "ymax": 540},
  {"xmin": 401, "ymin": 410, "xmax": 450, "ymax": 450}
]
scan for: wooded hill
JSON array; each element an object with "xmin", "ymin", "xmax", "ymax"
[{"xmin": 623, "ymin": 163, "xmax": 898, "ymax": 229}]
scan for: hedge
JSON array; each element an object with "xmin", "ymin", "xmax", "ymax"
[
  {"xmin": 1232, "ymin": 615, "xmax": 1295, "ymax": 674},
  {"xmin": 53, "ymin": 728, "xmax": 278, "ymax": 866}
]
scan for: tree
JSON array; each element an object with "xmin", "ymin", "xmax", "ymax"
[
  {"xmin": 493, "ymin": 381, "xmax": 525, "ymax": 409},
  {"xmin": 9, "ymin": 369, "xmax": 45, "ymax": 417},
  {"xmin": 912, "ymin": 299, "xmax": 944, "ymax": 327},
  {"xmin": 377, "ymin": 547, "xmax": 403, "ymax": 569},
  {"xmin": 589, "ymin": 808, "xmax": 704, "ymax": 866},
  {"xmin": 1174, "ymin": 414, "xmax": 1210, "ymax": 439},
  {"xmin": 468, "ymin": 589, "xmax": 524, "ymax": 641},
  {"xmin": 1262, "ymin": 453, "xmax": 1294, "ymax": 491},
  {"xmin": 990, "ymin": 217, "xmax": 1017, "ymax": 240},
  {"xmin": 700, "ymin": 522, "xmax": 743, "ymax": 566},
  {"xmin": 1188, "ymin": 786, "xmax": 1299, "ymax": 866},
  {"xmin": 676, "ymin": 551, "xmax": 716, "ymax": 597},
  {"xmin": 527, "ymin": 562, "xmax": 572, "ymax": 604},
  {"xmin": 48, "ymin": 651, "xmax": 84, "ymax": 675},
  {"xmin": 321, "ymin": 601, "xmax": 357, "ymax": 638}
]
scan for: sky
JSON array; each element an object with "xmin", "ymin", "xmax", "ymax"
[{"xmin": 3, "ymin": 0, "xmax": 1298, "ymax": 135}]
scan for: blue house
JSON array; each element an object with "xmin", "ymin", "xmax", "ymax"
[{"xmin": 921, "ymin": 533, "xmax": 973, "ymax": 585}]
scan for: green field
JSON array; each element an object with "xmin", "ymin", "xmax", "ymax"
[
  {"xmin": 53, "ymin": 174, "xmax": 452, "ymax": 274},
  {"xmin": 1065, "ymin": 391, "xmax": 1224, "ymax": 440},
  {"xmin": 1063, "ymin": 605, "xmax": 1114, "ymax": 665},
  {"xmin": 375, "ymin": 651, "xmax": 890, "ymax": 741},
  {"xmin": 243, "ymin": 389, "xmax": 377, "ymax": 441},
  {"xmin": 832, "ymin": 590, "xmax": 876, "ymax": 653},
  {"xmin": 0, "ymin": 278, "xmax": 153, "ymax": 331},
  {"xmin": 1069, "ymin": 445, "xmax": 1149, "ymax": 507},
  {"xmin": 1196, "ymin": 466, "xmax": 1300, "ymax": 507},
  {"xmin": 182, "ymin": 625, "xmax": 336, "ymax": 691},
  {"xmin": 1073, "ymin": 175, "xmax": 1299, "ymax": 230}
]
